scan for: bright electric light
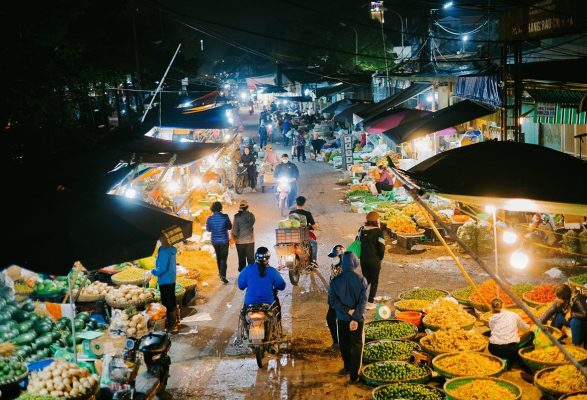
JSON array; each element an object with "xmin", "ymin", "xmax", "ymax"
[
  {"xmin": 267, "ymin": 124, "xmax": 272, "ymax": 129},
  {"xmin": 502, "ymin": 230, "xmax": 518, "ymax": 244},
  {"xmin": 166, "ymin": 180, "xmax": 180, "ymax": 192},
  {"xmin": 224, "ymin": 84, "xmax": 230, "ymax": 89},
  {"xmin": 207, "ymin": 155, "xmax": 215, "ymax": 163},
  {"xmin": 276, "ymin": 100, "xmax": 281, "ymax": 105},
  {"xmin": 228, "ymin": 117, "xmax": 234, "ymax": 124},
  {"xmin": 224, "ymin": 133, "xmax": 231, "ymax": 141},
  {"xmin": 240, "ymin": 92, "xmax": 247, "ymax": 100},
  {"xmin": 279, "ymin": 177, "xmax": 288, "ymax": 184},
  {"xmin": 283, "ymin": 100, "xmax": 288, "ymax": 104},
  {"xmin": 462, "ymin": 35, "xmax": 469, "ymax": 42},
  {"xmin": 191, "ymin": 176, "xmax": 202, "ymax": 187},
  {"xmin": 124, "ymin": 188, "xmax": 137, "ymax": 199},
  {"xmin": 510, "ymin": 251, "xmax": 529, "ymax": 269},
  {"xmin": 426, "ymin": 95, "xmax": 433, "ymax": 102},
  {"xmin": 485, "ymin": 204, "xmax": 496, "ymax": 214},
  {"xmin": 443, "ymin": 1, "xmax": 453, "ymax": 9},
  {"xmin": 504, "ymin": 198, "xmax": 538, "ymax": 212}
]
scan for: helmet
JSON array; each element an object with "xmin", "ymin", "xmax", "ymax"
[
  {"xmin": 328, "ymin": 245, "xmax": 345, "ymax": 258},
  {"xmin": 255, "ymin": 247, "xmax": 271, "ymax": 263},
  {"xmin": 366, "ymin": 211, "xmax": 380, "ymax": 222}
]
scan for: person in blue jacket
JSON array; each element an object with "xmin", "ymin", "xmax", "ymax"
[
  {"xmin": 206, "ymin": 201, "xmax": 232, "ymax": 284},
  {"xmin": 328, "ymin": 251, "xmax": 368, "ymax": 384},
  {"xmin": 238, "ymin": 247, "xmax": 286, "ymax": 308},
  {"xmin": 152, "ymin": 240, "xmax": 179, "ymax": 333}
]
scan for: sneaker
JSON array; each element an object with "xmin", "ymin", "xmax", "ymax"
[
  {"xmin": 329, "ymin": 343, "xmax": 340, "ymax": 350},
  {"xmin": 252, "ymin": 188, "xmax": 257, "ymax": 192},
  {"xmin": 347, "ymin": 378, "xmax": 360, "ymax": 385},
  {"xmin": 366, "ymin": 302, "xmax": 377, "ymax": 310},
  {"xmin": 338, "ymin": 367, "xmax": 349, "ymax": 376},
  {"xmin": 221, "ymin": 277, "xmax": 229, "ymax": 284}
]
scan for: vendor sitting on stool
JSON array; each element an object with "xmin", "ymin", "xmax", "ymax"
[
  {"xmin": 374, "ymin": 160, "xmax": 394, "ymax": 193},
  {"xmin": 488, "ymin": 298, "xmax": 532, "ymax": 367}
]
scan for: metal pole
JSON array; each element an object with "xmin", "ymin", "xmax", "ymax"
[
  {"xmin": 353, "ymin": 27, "xmax": 359, "ymax": 66},
  {"xmin": 141, "ymin": 43, "xmax": 182, "ymax": 123},
  {"xmin": 492, "ymin": 209, "xmax": 499, "ymax": 298},
  {"xmin": 68, "ymin": 270, "xmax": 78, "ymax": 363}
]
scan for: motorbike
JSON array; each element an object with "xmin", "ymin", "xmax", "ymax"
[
  {"xmin": 276, "ymin": 177, "xmax": 295, "ymax": 217},
  {"xmin": 235, "ymin": 163, "xmax": 249, "ymax": 195},
  {"xmin": 97, "ymin": 331, "xmax": 171, "ymax": 400},
  {"xmin": 249, "ymin": 105, "xmax": 254, "ymax": 115},
  {"xmin": 236, "ymin": 302, "xmax": 283, "ymax": 368}
]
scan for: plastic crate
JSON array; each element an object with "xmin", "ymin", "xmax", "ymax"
[{"xmin": 275, "ymin": 228, "xmax": 309, "ymax": 244}]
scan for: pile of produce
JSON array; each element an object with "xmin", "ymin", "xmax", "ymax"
[
  {"xmin": 446, "ymin": 379, "xmax": 519, "ymax": 400},
  {"xmin": 423, "ymin": 299, "xmax": 476, "ymax": 329},
  {"xmin": 365, "ymin": 321, "xmax": 418, "ymax": 341},
  {"xmin": 14, "ymin": 280, "xmax": 34, "ymax": 295},
  {"xmin": 534, "ymin": 327, "xmax": 563, "ymax": 348},
  {"xmin": 524, "ymin": 284, "xmax": 556, "ymax": 304},
  {"xmin": 373, "ymin": 383, "xmax": 445, "ymax": 400},
  {"xmin": 33, "ymin": 279, "xmax": 66, "ymax": 296},
  {"xmin": 457, "ymin": 221, "xmax": 494, "ymax": 256},
  {"xmin": 569, "ymin": 273, "xmax": 587, "ymax": 286},
  {"xmin": 105, "ymin": 285, "xmax": 154, "ymax": 307},
  {"xmin": 346, "ymin": 189, "xmax": 371, "ymax": 199},
  {"xmin": 469, "ymin": 280, "xmax": 516, "ymax": 307},
  {"xmin": 400, "ymin": 288, "xmax": 447, "ymax": 302},
  {"xmin": 383, "ymin": 213, "xmax": 417, "ymax": 234},
  {"xmin": 394, "ymin": 299, "xmax": 431, "ymax": 312},
  {"xmin": 363, "ymin": 340, "xmax": 420, "ymax": 362},
  {"xmin": 536, "ymin": 365, "xmax": 587, "ymax": 394},
  {"xmin": 523, "ymin": 345, "xmax": 587, "ymax": 364},
  {"xmin": 363, "ymin": 361, "xmax": 429, "ymax": 383},
  {"xmin": 75, "ymin": 281, "xmax": 111, "ymax": 301},
  {"xmin": 401, "ymin": 203, "xmax": 421, "ymax": 217},
  {"xmin": 512, "ymin": 283, "xmax": 535, "ymax": 296},
  {"xmin": 420, "ymin": 328, "xmax": 488, "ymax": 354},
  {"xmin": 110, "ymin": 309, "xmax": 148, "ymax": 337},
  {"xmin": 0, "ymin": 357, "xmax": 27, "ymax": 385},
  {"xmin": 17, "ymin": 394, "xmax": 61, "ymax": 400},
  {"xmin": 415, "ymin": 211, "xmax": 451, "ymax": 228},
  {"xmin": 112, "ymin": 266, "xmax": 149, "ymax": 285},
  {"xmin": 451, "ymin": 287, "xmax": 473, "ymax": 303},
  {"xmin": 581, "ymin": 230, "xmax": 587, "ymax": 255},
  {"xmin": 563, "ymin": 394, "xmax": 587, "ymax": 400},
  {"xmin": 563, "ymin": 231, "xmax": 581, "ymax": 254},
  {"xmin": 177, "ymin": 249, "xmax": 215, "ymax": 278},
  {"xmin": 150, "ymin": 283, "xmax": 185, "ymax": 302},
  {"xmin": 176, "ymin": 277, "xmax": 197, "ymax": 290},
  {"xmin": 434, "ymin": 352, "xmax": 503, "ymax": 377},
  {"xmin": 26, "ymin": 359, "xmax": 99, "ymax": 398}
]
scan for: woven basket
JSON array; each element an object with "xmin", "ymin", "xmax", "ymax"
[
  {"xmin": 432, "ymin": 352, "xmax": 506, "ymax": 379},
  {"xmin": 422, "ymin": 314, "xmax": 476, "ymax": 332},
  {"xmin": 518, "ymin": 345, "xmax": 587, "ymax": 372},
  {"xmin": 419, "ymin": 335, "xmax": 488, "ymax": 357},
  {"xmin": 363, "ymin": 340, "xmax": 422, "ymax": 363},
  {"xmin": 361, "ymin": 361, "xmax": 431, "ymax": 387},
  {"xmin": 371, "ymin": 383, "xmax": 446, "ymax": 400},
  {"xmin": 111, "ymin": 277, "xmax": 145, "ymax": 286},
  {"xmin": 560, "ymin": 391, "xmax": 587, "ymax": 399},
  {"xmin": 399, "ymin": 289, "xmax": 449, "ymax": 301},
  {"xmin": 534, "ymin": 367, "xmax": 578, "ymax": 398},
  {"xmin": 451, "ymin": 287, "xmax": 473, "ymax": 306},
  {"xmin": 105, "ymin": 295, "xmax": 152, "ymax": 310},
  {"xmin": 364, "ymin": 320, "xmax": 418, "ymax": 342},
  {"xmin": 522, "ymin": 292, "xmax": 550, "ymax": 308},
  {"xmin": 444, "ymin": 377, "xmax": 522, "ymax": 400},
  {"xmin": 76, "ymin": 293, "xmax": 104, "ymax": 303}
]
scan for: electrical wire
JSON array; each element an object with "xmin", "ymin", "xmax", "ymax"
[{"xmin": 434, "ymin": 19, "xmax": 489, "ymax": 36}]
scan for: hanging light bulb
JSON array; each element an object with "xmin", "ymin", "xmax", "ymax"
[
  {"xmin": 510, "ymin": 251, "xmax": 529, "ymax": 270},
  {"xmin": 124, "ymin": 188, "xmax": 137, "ymax": 199},
  {"xmin": 502, "ymin": 230, "xmax": 517, "ymax": 244}
]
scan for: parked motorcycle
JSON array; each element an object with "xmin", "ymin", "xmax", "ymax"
[
  {"xmin": 276, "ymin": 177, "xmax": 295, "ymax": 217},
  {"xmin": 97, "ymin": 331, "xmax": 171, "ymax": 400},
  {"xmin": 236, "ymin": 302, "xmax": 283, "ymax": 368}
]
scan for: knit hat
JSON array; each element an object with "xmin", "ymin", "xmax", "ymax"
[
  {"xmin": 366, "ymin": 211, "xmax": 380, "ymax": 222},
  {"xmin": 239, "ymin": 200, "xmax": 249, "ymax": 210}
]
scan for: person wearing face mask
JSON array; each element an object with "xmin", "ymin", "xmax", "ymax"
[
  {"xmin": 273, "ymin": 153, "xmax": 300, "ymax": 208},
  {"xmin": 326, "ymin": 244, "xmax": 345, "ymax": 349}
]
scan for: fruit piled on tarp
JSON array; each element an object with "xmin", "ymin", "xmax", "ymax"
[
  {"xmin": 423, "ymin": 299, "xmax": 476, "ymax": 328},
  {"xmin": 363, "ymin": 340, "xmax": 420, "ymax": 362},
  {"xmin": 0, "ymin": 357, "xmax": 27, "ymax": 385},
  {"xmin": 447, "ymin": 379, "xmax": 519, "ymax": 400},
  {"xmin": 420, "ymin": 328, "xmax": 488, "ymax": 353},
  {"xmin": 373, "ymin": 383, "xmax": 445, "ymax": 400},
  {"xmin": 523, "ymin": 345, "xmax": 587, "ymax": 364},
  {"xmin": 27, "ymin": 359, "xmax": 99, "ymax": 398},
  {"xmin": 434, "ymin": 352, "xmax": 503, "ymax": 377},
  {"xmin": 524, "ymin": 284, "xmax": 556, "ymax": 304},
  {"xmin": 363, "ymin": 361, "xmax": 429, "ymax": 383},
  {"xmin": 365, "ymin": 321, "xmax": 418, "ymax": 341},
  {"xmin": 401, "ymin": 288, "xmax": 447, "ymax": 301},
  {"xmin": 536, "ymin": 365, "xmax": 587, "ymax": 393}
]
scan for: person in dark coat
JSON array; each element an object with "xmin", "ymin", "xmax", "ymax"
[
  {"xmin": 232, "ymin": 200, "xmax": 256, "ymax": 272},
  {"xmin": 540, "ymin": 283, "xmax": 587, "ymax": 348},
  {"xmin": 206, "ymin": 201, "xmax": 232, "ymax": 284},
  {"xmin": 258, "ymin": 123, "xmax": 268, "ymax": 149},
  {"xmin": 273, "ymin": 153, "xmax": 300, "ymax": 207},
  {"xmin": 360, "ymin": 211, "xmax": 386, "ymax": 310},
  {"xmin": 326, "ymin": 244, "xmax": 345, "ymax": 348},
  {"xmin": 239, "ymin": 146, "xmax": 257, "ymax": 192},
  {"xmin": 328, "ymin": 251, "xmax": 367, "ymax": 384}
]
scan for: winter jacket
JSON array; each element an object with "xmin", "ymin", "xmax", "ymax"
[
  {"xmin": 541, "ymin": 293, "xmax": 587, "ymax": 323},
  {"xmin": 233, "ymin": 210, "xmax": 255, "ymax": 244},
  {"xmin": 328, "ymin": 252, "xmax": 368, "ymax": 322},
  {"xmin": 152, "ymin": 246, "xmax": 177, "ymax": 285},
  {"xmin": 294, "ymin": 134, "xmax": 306, "ymax": 147},
  {"xmin": 240, "ymin": 153, "xmax": 256, "ymax": 172},
  {"xmin": 274, "ymin": 161, "xmax": 299, "ymax": 180},
  {"xmin": 238, "ymin": 263, "xmax": 286, "ymax": 306},
  {"xmin": 206, "ymin": 212, "xmax": 232, "ymax": 245},
  {"xmin": 360, "ymin": 226, "xmax": 385, "ymax": 266}
]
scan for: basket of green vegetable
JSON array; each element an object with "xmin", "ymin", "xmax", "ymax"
[
  {"xmin": 363, "ymin": 340, "xmax": 421, "ymax": 363},
  {"xmin": 451, "ymin": 287, "xmax": 473, "ymax": 305},
  {"xmin": 361, "ymin": 360, "xmax": 431, "ymax": 386},
  {"xmin": 0, "ymin": 357, "xmax": 28, "ymax": 387},
  {"xmin": 569, "ymin": 274, "xmax": 587, "ymax": 296},
  {"xmin": 372, "ymin": 383, "xmax": 446, "ymax": 400},
  {"xmin": 365, "ymin": 320, "xmax": 418, "ymax": 342},
  {"xmin": 399, "ymin": 288, "xmax": 449, "ymax": 302}
]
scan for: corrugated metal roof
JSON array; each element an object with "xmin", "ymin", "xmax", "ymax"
[{"xmin": 526, "ymin": 89, "xmax": 587, "ymax": 106}]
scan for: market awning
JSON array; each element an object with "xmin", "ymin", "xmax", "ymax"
[
  {"xmin": 404, "ymin": 141, "xmax": 587, "ymax": 215},
  {"xmin": 142, "ymin": 104, "xmax": 236, "ymax": 133},
  {"xmin": 333, "ymin": 102, "xmax": 373, "ymax": 124},
  {"xmin": 526, "ymin": 89, "xmax": 586, "ymax": 107},
  {"xmin": 382, "ymin": 100, "xmax": 496, "ymax": 144},
  {"xmin": 257, "ymin": 84, "xmax": 287, "ymax": 94},
  {"xmin": 315, "ymin": 84, "xmax": 354, "ymax": 98},
  {"xmin": 321, "ymin": 99, "xmax": 362, "ymax": 115},
  {"xmin": 527, "ymin": 89, "xmax": 587, "ymax": 124},
  {"xmin": 246, "ymin": 74, "xmax": 276, "ymax": 89},
  {"xmin": 119, "ymin": 136, "xmax": 223, "ymax": 165},
  {"xmin": 354, "ymin": 83, "xmax": 432, "ymax": 124},
  {"xmin": 275, "ymin": 95, "xmax": 313, "ymax": 103},
  {"xmin": 364, "ymin": 108, "xmax": 430, "ymax": 135}
]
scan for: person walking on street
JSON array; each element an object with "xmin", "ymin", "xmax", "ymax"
[
  {"xmin": 239, "ymin": 146, "xmax": 257, "ymax": 192},
  {"xmin": 232, "ymin": 200, "xmax": 256, "ymax": 272},
  {"xmin": 273, "ymin": 153, "xmax": 300, "ymax": 208},
  {"xmin": 282, "ymin": 117, "xmax": 291, "ymax": 146},
  {"xmin": 151, "ymin": 239, "xmax": 180, "ymax": 333},
  {"xmin": 294, "ymin": 130, "xmax": 306, "ymax": 163},
  {"xmin": 206, "ymin": 201, "xmax": 232, "ymax": 284},
  {"xmin": 328, "ymin": 251, "xmax": 367, "ymax": 384},
  {"xmin": 289, "ymin": 195, "xmax": 319, "ymax": 266},
  {"xmin": 258, "ymin": 123, "xmax": 268, "ymax": 149},
  {"xmin": 326, "ymin": 244, "xmax": 345, "ymax": 348},
  {"xmin": 360, "ymin": 211, "xmax": 386, "ymax": 310}
]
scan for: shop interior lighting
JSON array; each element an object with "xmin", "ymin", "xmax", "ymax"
[
  {"xmin": 502, "ymin": 230, "xmax": 518, "ymax": 244},
  {"xmin": 124, "ymin": 188, "xmax": 137, "ymax": 199},
  {"xmin": 510, "ymin": 250, "xmax": 529, "ymax": 269},
  {"xmin": 462, "ymin": 35, "xmax": 469, "ymax": 42},
  {"xmin": 484, "ymin": 204, "xmax": 496, "ymax": 214},
  {"xmin": 166, "ymin": 180, "xmax": 180, "ymax": 192},
  {"xmin": 240, "ymin": 92, "xmax": 248, "ymax": 100},
  {"xmin": 443, "ymin": 1, "xmax": 453, "ymax": 9},
  {"xmin": 224, "ymin": 133, "xmax": 231, "ymax": 141},
  {"xmin": 504, "ymin": 198, "xmax": 538, "ymax": 212},
  {"xmin": 191, "ymin": 176, "xmax": 202, "ymax": 187}
]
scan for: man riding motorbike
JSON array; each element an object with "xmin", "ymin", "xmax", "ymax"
[{"xmin": 273, "ymin": 153, "xmax": 299, "ymax": 208}]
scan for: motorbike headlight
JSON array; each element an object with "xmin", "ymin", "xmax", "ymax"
[{"xmin": 279, "ymin": 177, "xmax": 288, "ymax": 185}]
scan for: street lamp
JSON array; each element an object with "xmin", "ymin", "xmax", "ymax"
[{"xmin": 340, "ymin": 22, "xmax": 359, "ymax": 66}]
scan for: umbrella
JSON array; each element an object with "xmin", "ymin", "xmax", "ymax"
[
  {"xmin": 1, "ymin": 190, "xmax": 193, "ymax": 275},
  {"xmin": 405, "ymin": 141, "xmax": 587, "ymax": 215}
]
